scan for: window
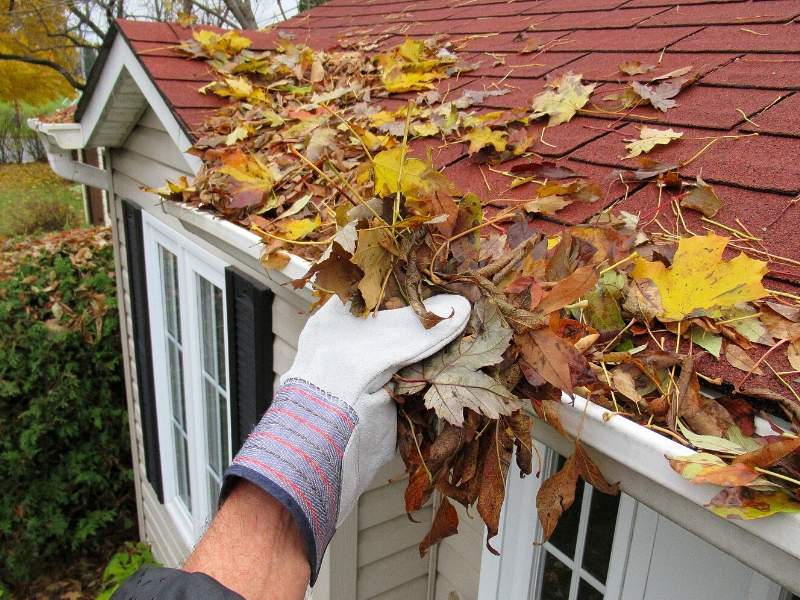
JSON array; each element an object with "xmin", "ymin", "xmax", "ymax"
[
  {"xmin": 478, "ymin": 441, "xmax": 790, "ymax": 600},
  {"xmin": 534, "ymin": 455, "xmax": 621, "ymax": 600},
  {"xmin": 143, "ymin": 213, "xmax": 231, "ymax": 544}
]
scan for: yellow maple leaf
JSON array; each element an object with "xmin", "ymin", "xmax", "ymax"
[
  {"xmin": 461, "ymin": 127, "xmax": 508, "ymax": 155},
  {"xmin": 631, "ymin": 234, "xmax": 768, "ymax": 321},
  {"xmin": 624, "ymin": 126, "xmax": 683, "ymax": 158},
  {"xmin": 372, "ymin": 147, "xmax": 432, "ymax": 200},
  {"xmin": 531, "ymin": 72, "xmax": 596, "ymax": 126},
  {"xmin": 277, "ymin": 215, "xmax": 322, "ymax": 241},
  {"xmin": 193, "ymin": 30, "xmax": 252, "ymax": 57}
]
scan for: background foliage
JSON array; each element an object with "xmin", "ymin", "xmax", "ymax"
[
  {"xmin": 0, "ymin": 228, "xmax": 134, "ymax": 589},
  {"xmin": 0, "ymin": 161, "xmax": 83, "ymax": 238}
]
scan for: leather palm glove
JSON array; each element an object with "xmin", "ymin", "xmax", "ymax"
[{"xmin": 222, "ymin": 294, "xmax": 470, "ymax": 584}]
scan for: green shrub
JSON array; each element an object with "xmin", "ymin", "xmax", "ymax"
[
  {"xmin": 0, "ymin": 227, "xmax": 134, "ymax": 588},
  {"xmin": 95, "ymin": 542, "xmax": 159, "ymax": 600}
]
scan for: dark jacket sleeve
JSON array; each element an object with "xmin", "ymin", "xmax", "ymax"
[{"xmin": 111, "ymin": 566, "xmax": 244, "ymax": 600}]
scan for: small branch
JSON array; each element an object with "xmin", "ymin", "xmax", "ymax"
[{"xmin": 0, "ymin": 53, "xmax": 84, "ymax": 90}]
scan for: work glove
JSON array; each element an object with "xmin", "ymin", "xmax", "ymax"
[{"xmin": 222, "ymin": 294, "xmax": 471, "ymax": 584}]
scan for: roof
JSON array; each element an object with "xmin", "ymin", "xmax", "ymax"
[{"xmin": 92, "ymin": 5, "xmax": 800, "ymax": 396}]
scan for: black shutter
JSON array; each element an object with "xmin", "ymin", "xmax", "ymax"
[
  {"xmin": 121, "ymin": 200, "xmax": 164, "ymax": 502},
  {"xmin": 226, "ymin": 267, "xmax": 275, "ymax": 449}
]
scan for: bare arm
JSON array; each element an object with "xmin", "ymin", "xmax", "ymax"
[{"xmin": 184, "ymin": 481, "xmax": 310, "ymax": 600}]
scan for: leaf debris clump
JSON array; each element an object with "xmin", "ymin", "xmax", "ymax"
[{"xmin": 147, "ymin": 29, "xmax": 800, "ymax": 554}]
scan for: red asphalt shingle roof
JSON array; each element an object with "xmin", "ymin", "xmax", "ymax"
[{"xmin": 112, "ymin": 1, "xmax": 800, "ymax": 394}]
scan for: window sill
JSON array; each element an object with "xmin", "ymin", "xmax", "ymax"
[{"xmin": 161, "ymin": 199, "xmax": 800, "ymax": 591}]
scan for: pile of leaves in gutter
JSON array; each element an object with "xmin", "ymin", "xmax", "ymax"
[{"xmin": 151, "ymin": 30, "xmax": 800, "ymax": 553}]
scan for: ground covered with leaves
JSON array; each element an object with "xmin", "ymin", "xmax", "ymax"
[
  {"xmin": 0, "ymin": 227, "xmax": 135, "ymax": 597},
  {"xmin": 150, "ymin": 29, "xmax": 800, "ymax": 555}
]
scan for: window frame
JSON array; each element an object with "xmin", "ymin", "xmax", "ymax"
[
  {"xmin": 477, "ymin": 441, "xmax": 788, "ymax": 600},
  {"xmin": 142, "ymin": 212, "xmax": 231, "ymax": 546}
]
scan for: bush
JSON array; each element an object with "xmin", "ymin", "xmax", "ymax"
[
  {"xmin": 0, "ymin": 228, "xmax": 134, "ymax": 589},
  {"xmin": 0, "ymin": 162, "xmax": 84, "ymax": 239},
  {"xmin": 0, "ymin": 195, "xmax": 82, "ymax": 237},
  {"xmin": 95, "ymin": 542, "xmax": 159, "ymax": 600}
]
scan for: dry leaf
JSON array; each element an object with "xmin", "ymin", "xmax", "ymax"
[
  {"xmin": 624, "ymin": 126, "xmax": 683, "ymax": 158},
  {"xmin": 631, "ymin": 234, "xmax": 768, "ymax": 321},
  {"xmin": 531, "ymin": 72, "xmax": 597, "ymax": 126},
  {"xmin": 726, "ymin": 344, "xmax": 764, "ymax": 375}
]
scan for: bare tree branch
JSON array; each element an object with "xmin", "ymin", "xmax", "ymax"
[
  {"xmin": 68, "ymin": 5, "xmax": 105, "ymax": 38},
  {"xmin": 0, "ymin": 53, "xmax": 85, "ymax": 90},
  {"xmin": 188, "ymin": 0, "xmax": 239, "ymax": 28}
]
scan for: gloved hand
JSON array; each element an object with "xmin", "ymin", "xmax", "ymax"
[{"xmin": 222, "ymin": 294, "xmax": 471, "ymax": 583}]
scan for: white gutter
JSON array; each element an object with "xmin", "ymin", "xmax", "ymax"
[
  {"xmin": 167, "ymin": 200, "xmax": 800, "ymax": 590},
  {"xmin": 28, "ymin": 118, "xmax": 112, "ymax": 192}
]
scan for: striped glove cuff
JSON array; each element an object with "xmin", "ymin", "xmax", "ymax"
[{"xmin": 221, "ymin": 378, "xmax": 358, "ymax": 584}]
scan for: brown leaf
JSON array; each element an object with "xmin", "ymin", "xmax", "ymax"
[
  {"xmin": 765, "ymin": 301, "xmax": 800, "ymax": 322},
  {"xmin": 761, "ymin": 308, "xmax": 800, "ymax": 340},
  {"xmin": 537, "ymin": 452, "xmax": 579, "ymax": 541},
  {"xmin": 419, "ymin": 496, "xmax": 460, "ymax": 557},
  {"xmin": 295, "ymin": 242, "xmax": 363, "ymax": 303},
  {"xmin": 478, "ymin": 424, "xmax": 512, "ymax": 554},
  {"xmin": 669, "ymin": 356, "xmax": 700, "ymax": 430},
  {"xmin": 515, "ymin": 328, "xmax": 578, "ymax": 394},
  {"xmin": 619, "ymin": 60, "xmax": 656, "ymax": 75},
  {"xmin": 680, "ymin": 177, "xmax": 721, "ymax": 218},
  {"xmin": 726, "ymin": 344, "xmax": 764, "ymax": 375},
  {"xmin": 717, "ymin": 396, "xmax": 756, "ymax": 437},
  {"xmin": 351, "ymin": 226, "xmax": 394, "ymax": 313},
  {"xmin": 734, "ymin": 437, "xmax": 800, "ymax": 469},
  {"xmin": 686, "ymin": 395, "xmax": 736, "ymax": 438},
  {"xmin": 406, "ymin": 465, "xmax": 433, "ymax": 513},
  {"xmin": 537, "ymin": 265, "xmax": 598, "ymax": 315},
  {"xmin": 405, "ymin": 258, "xmax": 447, "ymax": 329},
  {"xmin": 509, "ymin": 161, "xmax": 584, "ymax": 180},
  {"xmin": 507, "ymin": 411, "xmax": 534, "ymax": 476},
  {"xmin": 622, "ymin": 278, "xmax": 663, "ymax": 322},
  {"xmin": 574, "ymin": 443, "xmax": 618, "ymax": 495}
]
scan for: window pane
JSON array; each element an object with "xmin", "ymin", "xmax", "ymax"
[
  {"xmin": 173, "ymin": 425, "xmax": 191, "ymax": 510},
  {"xmin": 214, "ymin": 284, "xmax": 226, "ymax": 389},
  {"xmin": 205, "ymin": 378, "xmax": 221, "ymax": 478},
  {"xmin": 197, "ymin": 274, "xmax": 229, "ymax": 513},
  {"xmin": 207, "ymin": 475, "xmax": 221, "ymax": 516},
  {"xmin": 582, "ymin": 489, "xmax": 620, "ymax": 583},
  {"xmin": 577, "ymin": 579, "xmax": 603, "ymax": 600},
  {"xmin": 540, "ymin": 552, "xmax": 572, "ymax": 600},
  {"xmin": 550, "ymin": 456, "xmax": 584, "ymax": 558},
  {"xmin": 159, "ymin": 246, "xmax": 191, "ymax": 515},
  {"xmin": 160, "ymin": 246, "xmax": 181, "ymax": 338}
]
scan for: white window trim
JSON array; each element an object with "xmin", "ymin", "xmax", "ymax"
[
  {"xmin": 142, "ymin": 212, "xmax": 231, "ymax": 546},
  {"xmin": 478, "ymin": 442, "xmax": 787, "ymax": 600}
]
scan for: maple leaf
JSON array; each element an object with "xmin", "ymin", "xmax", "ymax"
[
  {"xmin": 218, "ymin": 150, "xmax": 281, "ymax": 209},
  {"xmin": 461, "ymin": 127, "xmax": 508, "ymax": 155},
  {"xmin": 631, "ymin": 234, "xmax": 768, "ymax": 321},
  {"xmin": 180, "ymin": 30, "xmax": 252, "ymax": 59},
  {"xmin": 629, "ymin": 78, "xmax": 685, "ymax": 112},
  {"xmin": 372, "ymin": 147, "xmax": 428, "ymax": 199},
  {"xmin": 531, "ymin": 72, "xmax": 597, "ymax": 126},
  {"xmin": 624, "ymin": 126, "xmax": 683, "ymax": 158},
  {"xmin": 350, "ymin": 227, "xmax": 394, "ymax": 314},
  {"xmin": 410, "ymin": 299, "xmax": 519, "ymax": 426}
]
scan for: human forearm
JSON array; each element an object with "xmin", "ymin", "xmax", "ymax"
[{"xmin": 184, "ymin": 480, "xmax": 310, "ymax": 600}]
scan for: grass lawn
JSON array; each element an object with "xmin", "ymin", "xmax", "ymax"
[{"xmin": 0, "ymin": 162, "xmax": 84, "ymax": 239}]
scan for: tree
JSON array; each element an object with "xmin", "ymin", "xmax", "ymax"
[{"xmin": 0, "ymin": 0, "xmax": 261, "ymax": 97}]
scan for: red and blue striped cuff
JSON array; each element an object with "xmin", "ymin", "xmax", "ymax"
[{"xmin": 221, "ymin": 378, "xmax": 358, "ymax": 584}]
